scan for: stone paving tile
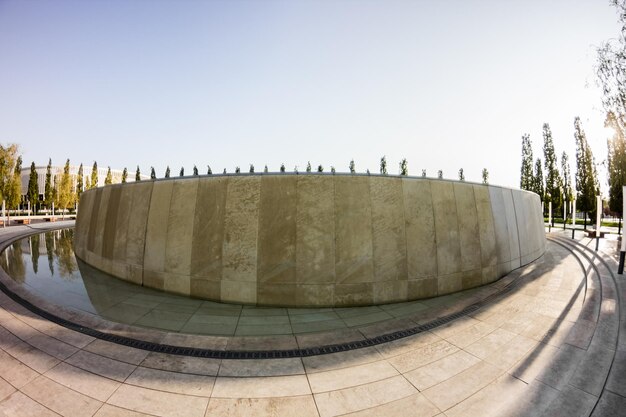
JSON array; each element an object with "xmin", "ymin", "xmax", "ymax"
[
  {"xmin": 499, "ymin": 380, "xmax": 560, "ymax": 417},
  {"xmin": 421, "ymin": 361, "xmax": 504, "ymax": 411},
  {"xmin": 21, "ymin": 375, "xmax": 103, "ymax": 417},
  {"xmin": 606, "ymin": 350, "xmax": 626, "ymax": 397},
  {"xmin": 84, "ymin": 339, "xmax": 150, "ymax": 365},
  {"xmin": 430, "ymin": 316, "xmax": 480, "ymax": 339},
  {"xmin": 94, "ymin": 403, "xmax": 156, "ymax": 417},
  {"xmin": 25, "ymin": 332, "xmax": 80, "ymax": 360},
  {"xmin": 205, "ymin": 396, "xmax": 319, "ymax": 417},
  {"xmin": 463, "ymin": 328, "xmax": 517, "ymax": 360},
  {"xmin": 0, "ymin": 378, "xmax": 14, "ymax": 403},
  {"xmin": 342, "ymin": 392, "xmax": 439, "ymax": 417},
  {"xmin": 386, "ymin": 339, "xmax": 458, "ymax": 374},
  {"xmin": 482, "ymin": 334, "xmax": 538, "ymax": 371},
  {"xmin": 342, "ymin": 311, "xmax": 394, "ymax": 327},
  {"xmin": 66, "ymin": 350, "xmax": 137, "ymax": 382},
  {"xmin": 2, "ymin": 338, "xmax": 60, "ymax": 374},
  {"xmin": 212, "ymin": 375, "xmax": 311, "ymax": 398},
  {"xmin": 534, "ymin": 344, "xmax": 586, "ymax": 390},
  {"xmin": 302, "ymin": 346, "xmax": 383, "ymax": 373},
  {"xmin": 541, "ymin": 385, "xmax": 597, "ymax": 417},
  {"xmin": 0, "ymin": 391, "xmax": 61, "ymax": 417},
  {"xmin": 126, "ymin": 366, "xmax": 215, "ymax": 397},
  {"xmin": 218, "ymin": 358, "xmax": 304, "ymax": 377},
  {"xmin": 240, "ymin": 307, "xmax": 288, "ymax": 317},
  {"xmin": 444, "ymin": 374, "xmax": 527, "ymax": 417},
  {"xmin": 107, "ymin": 384, "xmax": 209, "ymax": 417},
  {"xmin": 403, "ymin": 350, "xmax": 480, "ymax": 391},
  {"xmin": 564, "ymin": 319, "xmax": 597, "ymax": 349},
  {"xmin": 444, "ymin": 321, "xmax": 496, "ymax": 349},
  {"xmin": 45, "ymin": 362, "xmax": 120, "ymax": 402},
  {"xmin": 140, "ymin": 352, "xmax": 220, "ymax": 376},
  {"xmin": 569, "ymin": 344, "xmax": 614, "ymax": 397},
  {"xmin": 375, "ymin": 331, "xmax": 441, "ymax": 359},
  {"xmin": 590, "ymin": 390, "xmax": 626, "ymax": 417},
  {"xmin": 41, "ymin": 325, "xmax": 95, "ymax": 349},
  {"xmin": 307, "ymin": 360, "xmax": 399, "ymax": 393},
  {"xmin": 313, "ymin": 375, "xmax": 416, "ymax": 417},
  {"xmin": 0, "ymin": 348, "xmax": 39, "ymax": 388}
]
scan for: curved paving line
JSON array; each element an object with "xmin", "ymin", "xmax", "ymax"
[
  {"xmin": 548, "ymin": 235, "xmax": 622, "ymax": 415},
  {"xmin": 0, "ymin": 227, "xmax": 556, "ymax": 359}
]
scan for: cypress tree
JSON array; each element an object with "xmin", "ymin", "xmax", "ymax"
[
  {"xmin": 520, "ymin": 134, "xmax": 534, "ymax": 190},
  {"xmin": 104, "ymin": 167, "xmax": 112, "ymax": 185},
  {"xmin": 317, "ymin": 165, "xmax": 323, "ymax": 172},
  {"xmin": 306, "ymin": 162, "xmax": 311, "ymax": 172},
  {"xmin": 458, "ymin": 168, "xmax": 465, "ymax": 181},
  {"xmin": 533, "ymin": 158, "xmax": 544, "ymax": 205},
  {"xmin": 193, "ymin": 165, "xmax": 199, "ymax": 175},
  {"xmin": 207, "ymin": 165, "xmax": 212, "ymax": 175},
  {"xmin": 44, "ymin": 158, "xmax": 53, "ymax": 207},
  {"xmin": 437, "ymin": 170, "xmax": 443, "ymax": 179},
  {"xmin": 121, "ymin": 167, "xmax": 127, "ymax": 183},
  {"xmin": 27, "ymin": 162, "xmax": 39, "ymax": 210},
  {"xmin": 543, "ymin": 123, "xmax": 562, "ymax": 225},
  {"xmin": 135, "ymin": 166, "xmax": 141, "ymax": 181},
  {"xmin": 380, "ymin": 156, "xmax": 387, "ymax": 174},
  {"xmin": 76, "ymin": 163, "xmax": 84, "ymax": 198},
  {"xmin": 482, "ymin": 168, "xmax": 489, "ymax": 185},
  {"xmin": 165, "ymin": 166, "xmax": 170, "ymax": 178},
  {"xmin": 400, "ymin": 159, "xmax": 408, "ymax": 175},
  {"xmin": 349, "ymin": 159, "xmax": 355, "ymax": 173},
  {"xmin": 90, "ymin": 161, "xmax": 98, "ymax": 189},
  {"xmin": 561, "ymin": 152, "xmax": 573, "ymax": 220},
  {"xmin": 575, "ymin": 117, "xmax": 599, "ymax": 228},
  {"xmin": 150, "ymin": 167, "xmax": 156, "ymax": 179},
  {"xmin": 179, "ymin": 167, "xmax": 184, "ymax": 176},
  {"xmin": 280, "ymin": 164, "xmax": 285, "ymax": 173},
  {"xmin": 249, "ymin": 164, "xmax": 254, "ymax": 173}
]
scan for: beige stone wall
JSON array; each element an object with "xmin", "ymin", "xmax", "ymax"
[{"xmin": 74, "ymin": 175, "xmax": 546, "ymax": 307}]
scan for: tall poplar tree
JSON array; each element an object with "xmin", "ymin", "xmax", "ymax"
[
  {"xmin": 104, "ymin": 167, "xmax": 112, "ymax": 185},
  {"xmin": 543, "ymin": 123, "xmax": 562, "ymax": 224},
  {"xmin": 7, "ymin": 155, "xmax": 22, "ymax": 211},
  {"xmin": 165, "ymin": 166, "xmax": 170, "ymax": 178},
  {"xmin": 575, "ymin": 117, "xmax": 599, "ymax": 228},
  {"xmin": 57, "ymin": 159, "xmax": 73, "ymax": 216},
  {"xmin": 27, "ymin": 162, "xmax": 39, "ymax": 211},
  {"xmin": 607, "ymin": 112, "xmax": 626, "ymax": 221},
  {"xmin": 121, "ymin": 167, "xmax": 127, "ymax": 184},
  {"xmin": 533, "ymin": 158, "xmax": 544, "ymax": 205},
  {"xmin": 135, "ymin": 166, "xmax": 141, "ymax": 181},
  {"xmin": 76, "ymin": 163, "xmax": 84, "ymax": 200},
  {"xmin": 150, "ymin": 167, "xmax": 156, "ymax": 179},
  {"xmin": 520, "ymin": 134, "xmax": 534, "ymax": 191},
  {"xmin": 561, "ymin": 152, "xmax": 573, "ymax": 220},
  {"xmin": 44, "ymin": 158, "xmax": 53, "ymax": 208},
  {"xmin": 90, "ymin": 161, "xmax": 98, "ymax": 189}
]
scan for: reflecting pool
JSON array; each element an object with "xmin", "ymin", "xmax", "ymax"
[{"xmin": 0, "ymin": 229, "xmax": 435, "ymax": 336}]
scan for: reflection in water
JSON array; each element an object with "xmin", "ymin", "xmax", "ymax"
[
  {"xmin": 0, "ymin": 230, "xmax": 198, "ymax": 327},
  {"xmin": 31, "ymin": 233, "xmax": 40, "ymax": 274}
]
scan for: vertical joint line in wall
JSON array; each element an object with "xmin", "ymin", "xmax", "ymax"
[
  {"xmin": 512, "ymin": 192, "xmax": 522, "ymax": 264},
  {"xmin": 471, "ymin": 186, "xmax": 483, "ymax": 273},
  {"xmin": 140, "ymin": 183, "xmax": 155, "ymax": 286},
  {"xmin": 428, "ymin": 181, "xmax": 439, "ymax": 280},
  {"xmin": 401, "ymin": 179, "xmax": 409, "ymax": 282}
]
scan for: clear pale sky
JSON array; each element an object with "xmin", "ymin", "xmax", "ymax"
[{"xmin": 0, "ymin": 0, "xmax": 621, "ymax": 191}]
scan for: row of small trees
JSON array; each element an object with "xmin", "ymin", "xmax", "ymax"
[
  {"xmin": 143, "ymin": 158, "xmax": 489, "ymax": 184},
  {"xmin": 19, "ymin": 156, "xmax": 490, "ymax": 215},
  {"xmin": 520, "ymin": 119, "xmax": 598, "ymax": 226}
]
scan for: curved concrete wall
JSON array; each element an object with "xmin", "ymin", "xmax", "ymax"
[{"xmin": 73, "ymin": 175, "xmax": 546, "ymax": 307}]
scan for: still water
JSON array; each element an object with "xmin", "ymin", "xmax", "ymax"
[{"xmin": 0, "ymin": 229, "xmax": 244, "ymax": 334}]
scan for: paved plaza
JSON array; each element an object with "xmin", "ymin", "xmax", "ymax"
[{"xmin": 0, "ymin": 222, "xmax": 623, "ymax": 416}]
